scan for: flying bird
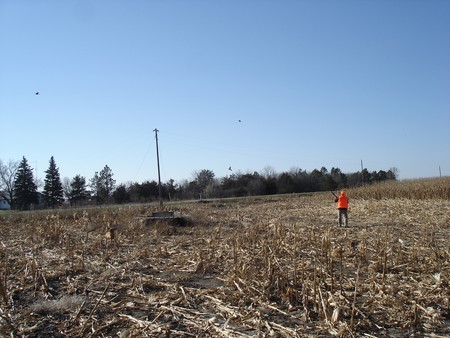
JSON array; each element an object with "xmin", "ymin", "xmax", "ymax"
[
  {"xmin": 228, "ymin": 166, "xmax": 232, "ymax": 171},
  {"xmin": 35, "ymin": 92, "xmax": 39, "ymax": 95},
  {"xmin": 238, "ymin": 120, "xmax": 242, "ymax": 122}
]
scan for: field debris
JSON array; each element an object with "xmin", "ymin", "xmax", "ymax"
[{"xmin": 0, "ymin": 192, "xmax": 449, "ymax": 337}]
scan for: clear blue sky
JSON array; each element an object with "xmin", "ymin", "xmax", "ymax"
[{"xmin": 1, "ymin": 0, "xmax": 449, "ymax": 186}]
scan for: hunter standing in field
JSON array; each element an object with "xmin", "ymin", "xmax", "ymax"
[{"xmin": 335, "ymin": 191, "xmax": 349, "ymax": 226}]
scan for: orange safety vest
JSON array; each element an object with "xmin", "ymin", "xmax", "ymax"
[{"xmin": 337, "ymin": 192, "xmax": 348, "ymax": 209}]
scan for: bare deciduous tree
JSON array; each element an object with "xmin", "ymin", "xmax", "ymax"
[
  {"xmin": 0, "ymin": 159, "xmax": 19, "ymax": 209},
  {"xmin": 62, "ymin": 177, "xmax": 72, "ymax": 201}
]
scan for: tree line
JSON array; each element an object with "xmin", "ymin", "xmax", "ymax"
[
  {"xmin": 0, "ymin": 157, "xmax": 116, "ymax": 210},
  {"xmin": 172, "ymin": 166, "xmax": 397, "ymax": 201},
  {"xmin": 0, "ymin": 157, "xmax": 397, "ymax": 210}
]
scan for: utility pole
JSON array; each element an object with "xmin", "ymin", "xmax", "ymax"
[{"xmin": 154, "ymin": 128, "xmax": 163, "ymax": 209}]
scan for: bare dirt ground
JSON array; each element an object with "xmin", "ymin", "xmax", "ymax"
[{"xmin": 0, "ymin": 193, "xmax": 449, "ymax": 337}]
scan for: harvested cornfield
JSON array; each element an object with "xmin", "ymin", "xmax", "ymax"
[
  {"xmin": 350, "ymin": 176, "xmax": 450, "ymax": 200},
  {"xmin": 0, "ymin": 186, "xmax": 449, "ymax": 337}
]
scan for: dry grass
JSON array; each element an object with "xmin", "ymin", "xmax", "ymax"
[
  {"xmin": 0, "ymin": 180, "xmax": 449, "ymax": 337},
  {"xmin": 350, "ymin": 176, "xmax": 450, "ymax": 200}
]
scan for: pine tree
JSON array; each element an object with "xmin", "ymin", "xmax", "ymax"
[
  {"xmin": 13, "ymin": 156, "xmax": 38, "ymax": 210},
  {"xmin": 99, "ymin": 165, "xmax": 116, "ymax": 200},
  {"xmin": 70, "ymin": 175, "xmax": 88, "ymax": 206},
  {"xmin": 43, "ymin": 156, "xmax": 64, "ymax": 208},
  {"xmin": 90, "ymin": 165, "xmax": 116, "ymax": 204},
  {"xmin": 89, "ymin": 171, "xmax": 102, "ymax": 203}
]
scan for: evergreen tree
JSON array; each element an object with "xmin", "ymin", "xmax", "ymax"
[
  {"xmin": 43, "ymin": 156, "xmax": 64, "ymax": 208},
  {"xmin": 70, "ymin": 175, "xmax": 88, "ymax": 206},
  {"xmin": 99, "ymin": 165, "xmax": 116, "ymax": 199},
  {"xmin": 90, "ymin": 165, "xmax": 116, "ymax": 203},
  {"xmin": 90, "ymin": 171, "xmax": 101, "ymax": 202},
  {"xmin": 13, "ymin": 156, "xmax": 38, "ymax": 210},
  {"xmin": 112, "ymin": 184, "xmax": 130, "ymax": 204}
]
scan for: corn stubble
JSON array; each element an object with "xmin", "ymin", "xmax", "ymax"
[{"xmin": 0, "ymin": 178, "xmax": 449, "ymax": 337}]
